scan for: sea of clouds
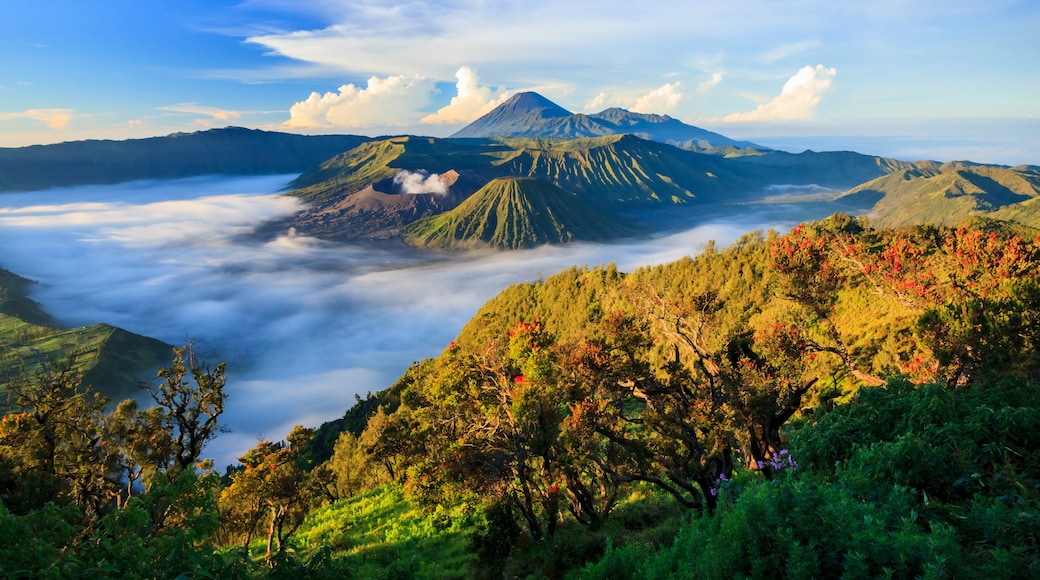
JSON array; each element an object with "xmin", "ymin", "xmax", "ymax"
[{"xmin": 0, "ymin": 175, "xmax": 854, "ymax": 466}]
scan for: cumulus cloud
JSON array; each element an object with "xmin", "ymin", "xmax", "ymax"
[
  {"xmin": 393, "ymin": 170, "xmax": 448, "ymax": 195},
  {"xmin": 285, "ymin": 74, "xmax": 435, "ymax": 129},
  {"xmin": 0, "ymin": 108, "xmax": 74, "ymax": 129},
  {"xmin": 583, "ymin": 92, "xmax": 611, "ymax": 112},
  {"xmin": 421, "ymin": 66, "xmax": 510, "ymax": 125},
  {"xmin": 632, "ymin": 82, "xmax": 684, "ymax": 114},
  {"xmin": 723, "ymin": 64, "xmax": 836, "ymax": 122}
]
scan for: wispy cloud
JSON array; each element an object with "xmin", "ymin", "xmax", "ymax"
[
  {"xmin": 723, "ymin": 65, "xmax": 836, "ymax": 122},
  {"xmin": 420, "ymin": 66, "xmax": 510, "ymax": 125},
  {"xmin": 760, "ymin": 40, "xmax": 822, "ymax": 63},
  {"xmin": 285, "ymin": 74, "xmax": 435, "ymax": 129},
  {"xmin": 159, "ymin": 103, "xmax": 244, "ymax": 122},
  {"xmin": 0, "ymin": 108, "xmax": 74, "ymax": 129}
]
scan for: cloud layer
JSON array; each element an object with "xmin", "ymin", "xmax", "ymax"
[{"xmin": 0, "ymin": 175, "xmax": 896, "ymax": 464}]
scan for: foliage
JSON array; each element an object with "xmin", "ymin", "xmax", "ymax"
[{"xmin": 5, "ymin": 215, "xmax": 1040, "ymax": 577}]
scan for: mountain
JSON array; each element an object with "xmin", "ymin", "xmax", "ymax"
[
  {"xmin": 449, "ymin": 92, "xmax": 571, "ymax": 138},
  {"xmin": 0, "ymin": 266, "xmax": 172, "ymax": 402},
  {"xmin": 401, "ymin": 177, "xmax": 641, "ymax": 249},
  {"xmin": 0, "ymin": 127, "xmax": 370, "ymax": 192},
  {"xmin": 729, "ymin": 149, "xmax": 920, "ymax": 188},
  {"xmin": 281, "ymin": 134, "xmax": 782, "ymax": 240},
  {"xmin": 281, "ymin": 132, "xmax": 941, "ymax": 242},
  {"xmin": 451, "ymin": 92, "xmax": 759, "ymax": 149},
  {"xmin": 840, "ymin": 163, "xmax": 1040, "ymax": 228},
  {"xmin": 282, "ymin": 137, "xmax": 498, "ymax": 240}
]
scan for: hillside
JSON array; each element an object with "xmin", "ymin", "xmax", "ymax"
[
  {"xmin": 294, "ymin": 216, "xmax": 1040, "ymax": 577},
  {"xmin": 0, "ymin": 127, "xmax": 369, "ymax": 192},
  {"xmin": 452, "ymin": 91, "xmax": 760, "ymax": 150},
  {"xmin": 842, "ymin": 163, "xmax": 1040, "ymax": 228},
  {"xmin": 5, "ymin": 216, "xmax": 1040, "ymax": 577},
  {"xmin": 282, "ymin": 131, "xmax": 935, "ymax": 243},
  {"xmin": 0, "ymin": 266, "xmax": 172, "ymax": 402},
  {"xmin": 401, "ymin": 177, "xmax": 641, "ymax": 249}
]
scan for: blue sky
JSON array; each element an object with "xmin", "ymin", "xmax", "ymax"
[{"xmin": 1, "ymin": 0, "xmax": 1037, "ymax": 163}]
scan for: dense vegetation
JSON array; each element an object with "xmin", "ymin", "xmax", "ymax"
[{"xmin": 3, "ymin": 215, "xmax": 1039, "ymax": 577}]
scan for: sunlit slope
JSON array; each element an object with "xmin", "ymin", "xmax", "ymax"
[
  {"xmin": 289, "ymin": 136, "xmax": 512, "ymax": 203},
  {"xmin": 492, "ymin": 134, "xmax": 761, "ymax": 205},
  {"xmin": 0, "ymin": 267, "xmax": 171, "ymax": 402},
  {"xmin": 843, "ymin": 163, "xmax": 1040, "ymax": 228},
  {"xmin": 402, "ymin": 177, "xmax": 640, "ymax": 249}
]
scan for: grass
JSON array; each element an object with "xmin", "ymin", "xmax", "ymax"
[{"xmin": 292, "ymin": 484, "xmax": 483, "ymax": 579}]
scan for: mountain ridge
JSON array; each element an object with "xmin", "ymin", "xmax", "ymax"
[
  {"xmin": 0, "ymin": 127, "xmax": 370, "ymax": 192},
  {"xmin": 451, "ymin": 91, "xmax": 760, "ymax": 150}
]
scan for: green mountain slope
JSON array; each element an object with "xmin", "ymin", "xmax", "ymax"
[
  {"xmin": 280, "ymin": 134, "xmax": 934, "ymax": 244},
  {"xmin": 402, "ymin": 177, "xmax": 641, "ymax": 249},
  {"xmin": 843, "ymin": 163, "xmax": 1040, "ymax": 228},
  {"xmin": 0, "ymin": 127, "xmax": 369, "ymax": 192},
  {"xmin": 283, "ymin": 134, "xmax": 776, "ymax": 241},
  {"xmin": 0, "ymin": 267, "xmax": 172, "ymax": 402},
  {"xmin": 492, "ymin": 134, "xmax": 762, "ymax": 205}
]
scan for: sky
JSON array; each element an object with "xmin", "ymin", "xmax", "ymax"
[{"xmin": 1, "ymin": 1, "xmax": 1038, "ymax": 163}]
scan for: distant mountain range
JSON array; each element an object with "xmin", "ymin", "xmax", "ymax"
[
  {"xmin": 2, "ymin": 91, "xmax": 1038, "ymax": 248},
  {"xmin": 278, "ymin": 128, "xmax": 915, "ymax": 246},
  {"xmin": 0, "ymin": 127, "xmax": 368, "ymax": 191},
  {"xmin": 841, "ymin": 162, "xmax": 1040, "ymax": 229},
  {"xmin": 452, "ymin": 92, "xmax": 760, "ymax": 150}
]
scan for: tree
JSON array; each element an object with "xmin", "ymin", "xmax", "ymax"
[
  {"xmin": 219, "ymin": 425, "xmax": 323, "ymax": 563},
  {"xmin": 0, "ymin": 366, "xmax": 113, "ymax": 521},
  {"xmin": 148, "ymin": 344, "xmax": 227, "ymax": 476}
]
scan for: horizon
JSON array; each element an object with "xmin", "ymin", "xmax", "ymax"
[{"xmin": 1, "ymin": 2, "xmax": 1037, "ymax": 164}]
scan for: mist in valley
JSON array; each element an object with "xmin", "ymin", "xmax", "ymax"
[{"xmin": 0, "ymin": 175, "xmax": 860, "ymax": 465}]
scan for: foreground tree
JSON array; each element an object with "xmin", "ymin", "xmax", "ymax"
[
  {"xmin": 219, "ymin": 425, "xmax": 325, "ymax": 563},
  {"xmin": 149, "ymin": 344, "xmax": 227, "ymax": 477}
]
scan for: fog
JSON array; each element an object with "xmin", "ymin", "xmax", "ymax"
[{"xmin": 0, "ymin": 175, "xmax": 854, "ymax": 466}]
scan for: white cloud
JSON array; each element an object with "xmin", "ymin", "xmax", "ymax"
[
  {"xmin": 697, "ymin": 73, "xmax": 724, "ymax": 93},
  {"xmin": 285, "ymin": 74, "xmax": 435, "ymax": 129},
  {"xmin": 583, "ymin": 92, "xmax": 610, "ymax": 112},
  {"xmin": 0, "ymin": 108, "xmax": 74, "ymax": 129},
  {"xmin": 723, "ymin": 65, "xmax": 836, "ymax": 122},
  {"xmin": 632, "ymin": 82, "xmax": 684, "ymax": 114},
  {"xmin": 420, "ymin": 66, "xmax": 510, "ymax": 125}
]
